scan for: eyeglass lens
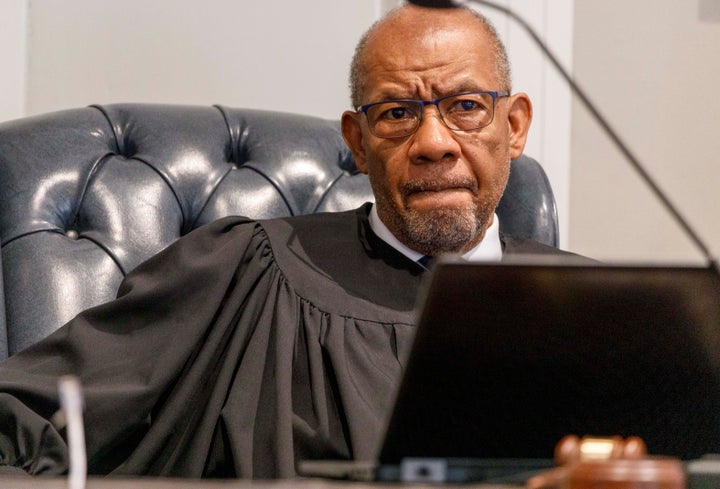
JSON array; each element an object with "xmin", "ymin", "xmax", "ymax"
[{"xmin": 366, "ymin": 92, "xmax": 497, "ymax": 138}]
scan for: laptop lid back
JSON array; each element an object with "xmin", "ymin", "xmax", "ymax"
[{"xmin": 378, "ymin": 262, "xmax": 720, "ymax": 465}]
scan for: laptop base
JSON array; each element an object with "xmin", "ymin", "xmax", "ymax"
[{"xmin": 297, "ymin": 457, "xmax": 554, "ymax": 483}]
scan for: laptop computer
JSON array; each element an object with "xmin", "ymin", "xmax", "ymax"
[{"xmin": 301, "ymin": 259, "xmax": 720, "ymax": 483}]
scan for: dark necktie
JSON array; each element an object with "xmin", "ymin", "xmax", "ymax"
[{"xmin": 417, "ymin": 255, "xmax": 434, "ymax": 269}]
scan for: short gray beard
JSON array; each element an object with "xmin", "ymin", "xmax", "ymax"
[
  {"xmin": 370, "ymin": 161, "xmax": 510, "ymax": 257},
  {"xmin": 397, "ymin": 203, "xmax": 493, "ymax": 256}
]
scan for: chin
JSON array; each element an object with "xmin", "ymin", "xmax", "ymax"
[{"xmin": 401, "ymin": 205, "xmax": 488, "ymax": 256}]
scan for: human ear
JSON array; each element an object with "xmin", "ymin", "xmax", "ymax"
[
  {"xmin": 341, "ymin": 111, "xmax": 368, "ymax": 174},
  {"xmin": 506, "ymin": 93, "xmax": 533, "ymax": 160}
]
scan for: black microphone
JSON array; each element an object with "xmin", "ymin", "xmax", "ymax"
[{"xmin": 407, "ymin": 0, "xmax": 718, "ymax": 271}]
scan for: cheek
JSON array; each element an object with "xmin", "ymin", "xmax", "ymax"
[
  {"xmin": 465, "ymin": 125, "xmax": 506, "ymax": 156},
  {"xmin": 462, "ymin": 135, "xmax": 507, "ymax": 179},
  {"xmin": 364, "ymin": 141, "xmax": 409, "ymax": 185}
]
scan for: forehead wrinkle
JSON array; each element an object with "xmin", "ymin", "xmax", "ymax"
[{"xmin": 365, "ymin": 61, "xmax": 488, "ymax": 102}]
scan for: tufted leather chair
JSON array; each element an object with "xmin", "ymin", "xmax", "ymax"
[{"xmin": 0, "ymin": 104, "xmax": 558, "ymax": 360}]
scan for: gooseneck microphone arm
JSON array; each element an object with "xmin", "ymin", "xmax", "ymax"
[{"xmin": 408, "ymin": 0, "xmax": 718, "ymax": 270}]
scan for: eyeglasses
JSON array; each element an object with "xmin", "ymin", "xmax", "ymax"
[{"xmin": 356, "ymin": 90, "xmax": 510, "ymax": 139}]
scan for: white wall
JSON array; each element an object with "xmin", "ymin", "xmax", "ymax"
[
  {"xmin": 0, "ymin": 1, "xmax": 27, "ymax": 122},
  {"xmin": 571, "ymin": 0, "xmax": 720, "ymax": 264},
  {"xmin": 22, "ymin": 0, "xmax": 377, "ymax": 120}
]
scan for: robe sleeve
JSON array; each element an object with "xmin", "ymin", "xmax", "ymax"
[
  {"xmin": 0, "ymin": 210, "xmax": 417, "ymax": 479},
  {"xmin": 0, "ymin": 216, "xmax": 265, "ymax": 475}
]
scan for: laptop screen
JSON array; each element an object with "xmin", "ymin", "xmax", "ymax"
[{"xmin": 378, "ymin": 261, "xmax": 720, "ymax": 464}]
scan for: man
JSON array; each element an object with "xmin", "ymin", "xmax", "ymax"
[{"xmin": 0, "ymin": 4, "xmax": 583, "ymax": 480}]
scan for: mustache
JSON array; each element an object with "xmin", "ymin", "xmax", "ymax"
[{"xmin": 401, "ymin": 176, "xmax": 478, "ymax": 196}]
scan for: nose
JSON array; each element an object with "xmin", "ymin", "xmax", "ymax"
[{"xmin": 407, "ymin": 106, "xmax": 461, "ymax": 164}]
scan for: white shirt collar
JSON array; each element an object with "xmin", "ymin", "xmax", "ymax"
[{"xmin": 368, "ymin": 204, "xmax": 503, "ymax": 263}]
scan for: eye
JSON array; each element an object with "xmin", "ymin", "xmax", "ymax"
[
  {"xmin": 461, "ymin": 100, "xmax": 479, "ymax": 111},
  {"xmin": 389, "ymin": 107, "xmax": 408, "ymax": 120},
  {"xmin": 377, "ymin": 103, "xmax": 417, "ymax": 121},
  {"xmin": 449, "ymin": 97, "xmax": 487, "ymax": 113}
]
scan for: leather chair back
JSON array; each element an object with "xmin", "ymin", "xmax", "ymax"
[{"xmin": 0, "ymin": 104, "xmax": 558, "ymax": 359}]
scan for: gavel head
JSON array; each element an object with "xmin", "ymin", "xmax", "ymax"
[
  {"xmin": 555, "ymin": 434, "xmax": 648, "ymax": 465},
  {"xmin": 546, "ymin": 435, "xmax": 684, "ymax": 489}
]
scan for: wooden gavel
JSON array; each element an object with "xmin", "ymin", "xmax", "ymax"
[{"xmin": 526, "ymin": 435, "xmax": 686, "ymax": 489}]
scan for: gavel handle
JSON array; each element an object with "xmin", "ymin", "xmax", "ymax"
[{"xmin": 526, "ymin": 466, "xmax": 571, "ymax": 489}]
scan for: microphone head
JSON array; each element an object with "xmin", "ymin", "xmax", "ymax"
[{"xmin": 406, "ymin": 0, "xmax": 465, "ymax": 8}]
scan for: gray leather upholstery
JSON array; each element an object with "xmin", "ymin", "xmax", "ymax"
[{"xmin": 0, "ymin": 103, "xmax": 558, "ymax": 359}]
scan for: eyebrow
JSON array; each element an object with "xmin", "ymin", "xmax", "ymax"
[{"xmin": 373, "ymin": 83, "xmax": 492, "ymax": 102}]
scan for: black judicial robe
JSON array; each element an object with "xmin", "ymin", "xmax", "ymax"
[{"xmin": 0, "ymin": 204, "xmax": 576, "ymax": 478}]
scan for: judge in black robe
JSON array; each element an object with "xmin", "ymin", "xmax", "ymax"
[{"xmin": 0, "ymin": 204, "xmax": 580, "ymax": 478}]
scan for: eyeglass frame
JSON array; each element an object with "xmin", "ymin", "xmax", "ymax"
[{"xmin": 355, "ymin": 90, "xmax": 511, "ymax": 139}]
